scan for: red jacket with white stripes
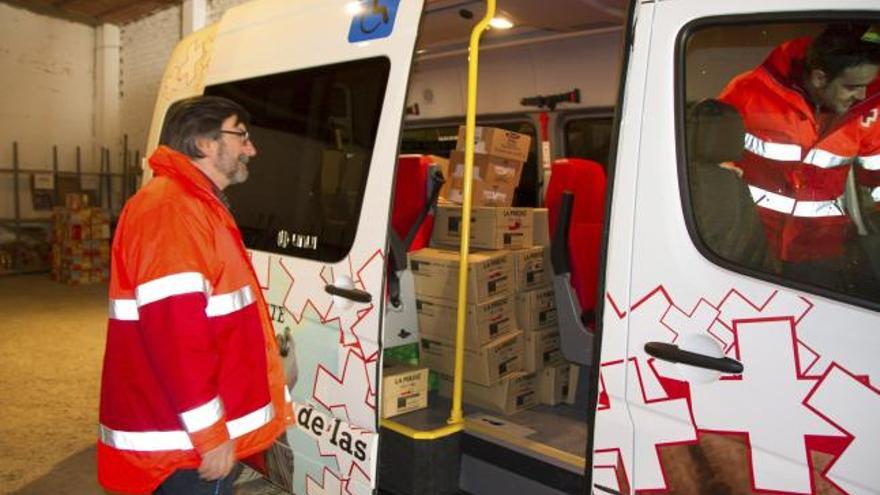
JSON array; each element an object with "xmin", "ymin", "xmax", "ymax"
[
  {"xmin": 97, "ymin": 146, "xmax": 294, "ymax": 494},
  {"xmin": 856, "ymin": 83, "xmax": 880, "ymax": 212},
  {"xmin": 720, "ymin": 38, "xmax": 880, "ymax": 262}
]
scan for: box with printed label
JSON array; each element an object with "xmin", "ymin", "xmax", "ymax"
[
  {"xmin": 530, "ymin": 208, "xmax": 550, "ymax": 247},
  {"xmin": 447, "ymin": 178, "xmax": 517, "ymax": 208},
  {"xmin": 416, "ymin": 294, "xmax": 516, "ymax": 348},
  {"xmin": 437, "ymin": 371, "xmax": 537, "ymax": 415},
  {"xmin": 456, "ymin": 126, "xmax": 532, "ymax": 162},
  {"xmin": 448, "ymin": 150, "xmax": 525, "ymax": 186},
  {"xmin": 538, "ymin": 363, "xmax": 571, "ymax": 406},
  {"xmin": 524, "ymin": 327, "xmax": 564, "ymax": 372},
  {"xmin": 381, "ymin": 364, "xmax": 429, "ymax": 419},
  {"xmin": 566, "ymin": 364, "xmax": 580, "ymax": 405},
  {"xmin": 515, "ymin": 285, "xmax": 558, "ymax": 331},
  {"xmin": 410, "ymin": 248, "xmax": 511, "ymax": 304},
  {"xmin": 512, "ymin": 246, "xmax": 552, "ymax": 292},
  {"xmin": 432, "ymin": 205, "xmax": 532, "ymax": 250},
  {"xmin": 419, "ymin": 330, "xmax": 523, "ymax": 386}
]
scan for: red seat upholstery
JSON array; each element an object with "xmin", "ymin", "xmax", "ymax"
[
  {"xmin": 391, "ymin": 155, "xmax": 438, "ymax": 252},
  {"xmin": 545, "ymin": 158, "xmax": 606, "ymax": 315}
]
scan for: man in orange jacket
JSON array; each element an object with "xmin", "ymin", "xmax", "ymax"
[
  {"xmin": 719, "ymin": 24, "xmax": 880, "ymax": 291},
  {"xmin": 98, "ymin": 96, "xmax": 294, "ymax": 494}
]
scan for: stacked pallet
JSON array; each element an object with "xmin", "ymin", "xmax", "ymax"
[{"xmin": 50, "ymin": 194, "xmax": 111, "ymax": 285}]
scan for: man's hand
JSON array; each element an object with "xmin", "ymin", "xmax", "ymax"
[{"xmin": 198, "ymin": 439, "xmax": 236, "ymax": 480}]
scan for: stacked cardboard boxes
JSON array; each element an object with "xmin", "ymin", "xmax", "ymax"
[
  {"xmin": 50, "ymin": 194, "xmax": 111, "ymax": 285},
  {"xmin": 446, "ymin": 126, "xmax": 531, "ymax": 207}
]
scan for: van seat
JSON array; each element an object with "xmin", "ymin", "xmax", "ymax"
[
  {"xmin": 546, "ymin": 158, "xmax": 606, "ymax": 319},
  {"xmin": 391, "ymin": 155, "xmax": 441, "ymax": 252}
]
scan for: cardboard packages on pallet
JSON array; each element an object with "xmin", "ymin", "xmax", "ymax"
[{"xmin": 51, "ymin": 194, "xmax": 111, "ymax": 285}]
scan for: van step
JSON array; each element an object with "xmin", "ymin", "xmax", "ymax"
[{"xmin": 378, "ymin": 427, "xmax": 461, "ymax": 495}]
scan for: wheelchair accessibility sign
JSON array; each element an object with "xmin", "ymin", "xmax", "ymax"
[{"xmin": 348, "ymin": 0, "xmax": 400, "ymax": 43}]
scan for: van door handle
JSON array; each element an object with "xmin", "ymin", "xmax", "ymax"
[
  {"xmin": 644, "ymin": 342, "xmax": 743, "ymax": 374},
  {"xmin": 324, "ymin": 284, "xmax": 372, "ymax": 303}
]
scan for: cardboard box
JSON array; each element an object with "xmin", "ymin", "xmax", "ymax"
[
  {"xmin": 512, "ymin": 246, "xmax": 552, "ymax": 292},
  {"xmin": 432, "ymin": 205, "xmax": 532, "ymax": 250},
  {"xmin": 438, "ymin": 371, "xmax": 537, "ymax": 415},
  {"xmin": 416, "ymin": 294, "xmax": 516, "ymax": 348},
  {"xmin": 531, "ymin": 208, "xmax": 550, "ymax": 247},
  {"xmin": 382, "ymin": 365, "xmax": 429, "ymax": 418},
  {"xmin": 448, "ymin": 150, "xmax": 524, "ymax": 186},
  {"xmin": 538, "ymin": 364, "xmax": 571, "ymax": 406},
  {"xmin": 456, "ymin": 126, "xmax": 532, "ymax": 162},
  {"xmin": 447, "ymin": 177, "xmax": 517, "ymax": 207},
  {"xmin": 419, "ymin": 330, "xmax": 524, "ymax": 386},
  {"xmin": 524, "ymin": 327, "xmax": 564, "ymax": 372},
  {"xmin": 515, "ymin": 286, "xmax": 558, "ymax": 331},
  {"xmin": 410, "ymin": 248, "xmax": 511, "ymax": 304}
]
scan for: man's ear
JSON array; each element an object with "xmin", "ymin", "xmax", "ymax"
[
  {"xmin": 808, "ymin": 68, "xmax": 829, "ymax": 90},
  {"xmin": 194, "ymin": 135, "xmax": 217, "ymax": 158}
]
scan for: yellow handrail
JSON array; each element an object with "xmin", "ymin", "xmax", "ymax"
[
  {"xmin": 449, "ymin": 0, "xmax": 495, "ymax": 425},
  {"xmin": 380, "ymin": 1, "xmax": 495, "ymax": 440}
]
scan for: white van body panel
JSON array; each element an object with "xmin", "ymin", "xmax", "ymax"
[{"xmin": 590, "ymin": 0, "xmax": 880, "ymax": 493}]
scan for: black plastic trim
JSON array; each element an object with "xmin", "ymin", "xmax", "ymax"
[
  {"xmin": 645, "ymin": 342, "xmax": 744, "ymax": 374},
  {"xmin": 324, "ymin": 284, "xmax": 373, "ymax": 303}
]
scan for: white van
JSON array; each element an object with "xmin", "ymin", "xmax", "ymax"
[{"xmin": 145, "ymin": 0, "xmax": 880, "ymax": 494}]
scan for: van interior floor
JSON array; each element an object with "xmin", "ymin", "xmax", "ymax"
[{"xmin": 386, "ymin": 392, "xmax": 588, "ymax": 475}]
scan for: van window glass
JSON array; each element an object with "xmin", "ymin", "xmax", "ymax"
[
  {"xmin": 563, "ymin": 116, "xmax": 613, "ymax": 166},
  {"xmin": 681, "ymin": 21, "xmax": 880, "ymax": 304},
  {"xmin": 205, "ymin": 57, "xmax": 391, "ymax": 262},
  {"xmin": 401, "ymin": 121, "xmax": 539, "ymax": 207}
]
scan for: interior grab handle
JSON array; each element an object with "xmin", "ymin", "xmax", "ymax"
[
  {"xmin": 644, "ymin": 342, "xmax": 743, "ymax": 374},
  {"xmin": 324, "ymin": 284, "xmax": 372, "ymax": 304}
]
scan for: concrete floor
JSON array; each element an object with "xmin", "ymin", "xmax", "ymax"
[{"xmin": 0, "ymin": 274, "xmax": 284, "ymax": 495}]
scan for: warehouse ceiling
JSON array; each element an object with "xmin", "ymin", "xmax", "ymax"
[
  {"xmin": 0, "ymin": 0, "xmax": 627, "ymax": 33},
  {"xmin": 1, "ymin": 0, "xmax": 182, "ymax": 26}
]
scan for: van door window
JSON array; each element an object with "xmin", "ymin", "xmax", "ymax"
[
  {"xmin": 204, "ymin": 57, "xmax": 391, "ymax": 262},
  {"xmin": 563, "ymin": 115, "xmax": 613, "ymax": 167},
  {"xmin": 681, "ymin": 21, "xmax": 880, "ymax": 304}
]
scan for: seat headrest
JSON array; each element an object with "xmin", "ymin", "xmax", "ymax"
[{"xmin": 686, "ymin": 99, "xmax": 746, "ymax": 165}]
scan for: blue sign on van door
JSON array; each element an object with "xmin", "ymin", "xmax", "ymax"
[{"xmin": 348, "ymin": 0, "xmax": 400, "ymax": 43}]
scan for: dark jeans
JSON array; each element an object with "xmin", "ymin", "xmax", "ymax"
[{"xmin": 153, "ymin": 464, "xmax": 242, "ymax": 495}]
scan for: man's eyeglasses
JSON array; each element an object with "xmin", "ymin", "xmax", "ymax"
[{"xmin": 219, "ymin": 129, "xmax": 250, "ymax": 143}]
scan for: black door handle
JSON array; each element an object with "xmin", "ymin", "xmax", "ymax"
[
  {"xmin": 644, "ymin": 342, "xmax": 743, "ymax": 374},
  {"xmin": 324, "ymin": 284, "xmax": 372, "ymax": 304}
]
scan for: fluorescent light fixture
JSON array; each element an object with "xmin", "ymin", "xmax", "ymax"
[
  {"xmin": 489, "ymin": 17, "xmax": 514, "ymax": 29},
  {"xmin": 345, "ymin": 1, "xmax": 365, "ymax": 15}
]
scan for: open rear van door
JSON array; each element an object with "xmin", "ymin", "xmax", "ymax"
[{"xmin": 145, "ymin": 1, "xmax": 425, "ymax": 493}]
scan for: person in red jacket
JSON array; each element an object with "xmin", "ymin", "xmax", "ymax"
[
  {"xmin": 98, "ymin": 96, "xmax": 294, "ymax": 494},
  {"xmin": 719, "ymin": 24, "xmax": 880, "ymax": 291}
]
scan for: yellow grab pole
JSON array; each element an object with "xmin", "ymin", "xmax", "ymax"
[{"xmin": 449, "ymin": 0, "xmax": 496, "ymax": 425}]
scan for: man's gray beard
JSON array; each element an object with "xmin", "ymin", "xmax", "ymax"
[{"xmin": 229, "ymin": 154, "xmax": 250, "ymax": 184}]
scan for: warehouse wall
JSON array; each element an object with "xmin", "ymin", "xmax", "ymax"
[
  {"xmin": 118, "ymin": 0, "xmax": 251, "ymax": 160},
  {"xmin": 0, "ymin": 3, "xmax": 96, "ymax": 219}
]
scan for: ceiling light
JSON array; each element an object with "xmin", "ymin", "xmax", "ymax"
[
  {"xmin": 345, "ymin": 1, "xmax": 364, "ymax": 15},
  {"xmin": 489, "ymin": 17, "xmax": 514, "ymax": 29}
]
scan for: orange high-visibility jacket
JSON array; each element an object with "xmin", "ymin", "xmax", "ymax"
[
  {"xmin": 856, "ymin": 80, "xmax": 880, "ymax": 211},
  {"xmin": 97, "ymin": 146, "xmax": 294, "ymax": 494},
  {"xmin": 720, "ymin": 38, "xmax": 880, "ymax": 262}
]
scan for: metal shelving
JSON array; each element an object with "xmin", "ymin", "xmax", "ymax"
[{"xmin": 0, "ymin": 139, "xmax": 141, "ymax": 276}]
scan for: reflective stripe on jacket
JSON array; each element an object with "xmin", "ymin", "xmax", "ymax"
[
  {"xmin": 720, "ymin": 37, "xmax": 879, "ymax": 262},
  {"xmin": 97, "ymin": 146, "xmax": 294, "ymax": 494}
]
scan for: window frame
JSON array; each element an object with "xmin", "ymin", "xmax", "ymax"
[
  {"xmin": 559, "ymin": 108, "xmax": 615, "ymax": 164},
  {"xmin": 675, "ymin": 12, "xmax": 880, "ymax": 311}
]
